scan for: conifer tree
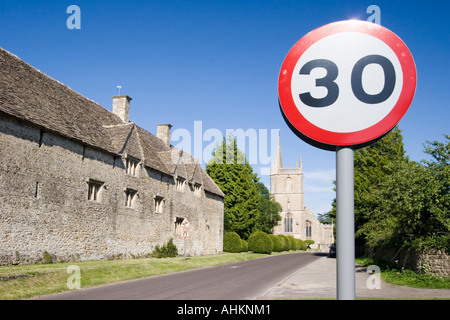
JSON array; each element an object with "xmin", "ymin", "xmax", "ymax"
[{"xmin": 206, "ymin": 136, "xmax": 261, "ymax": 239}]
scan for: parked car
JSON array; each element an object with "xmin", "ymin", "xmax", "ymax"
[{"xmin": 329, "ymin": 243, "xmax": 336, "ymax": 258}]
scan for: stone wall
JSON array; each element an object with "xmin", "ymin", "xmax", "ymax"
[
  {"xmin": 374, "ymin": 247, "xmax": 449, "ymax": 277},
  {"xmin": 416, "ymin": 249, "xmax": 449, "ymax": 277},
  {"xmin": 0, "ymin": 115, "xmax": 223, "ymax": 265}
]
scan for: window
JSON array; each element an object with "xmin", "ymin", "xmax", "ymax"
[
  {"xmin": 34, "ymin": 182, "xmax": 41, "ymax": 198},
  {"xmin": 176, "ymin": 177, "xmax": 185, "ymax": 192},
  {"xmin": 284, "ymin": 215, "xmax": 293, "ymax": 233},
  {"xmin": 174, "ymin": 217, "xmax": 184, "ymax": 235},
  {"xmin": 154, "ymin": 196, "xmax": 164, "ymax": 213},
  {"xmin": 88, "ymin": 179, "xmax": 103, "ymax": 202},
  {"xmin": 125, "ymin": 188, "xmax": 137, "ymax": 208},
  {"xmin": 306, "ymin": 221, "xmax": 312, "ymax": 238},
  {"xmin": 125, "ymin": 157, "xmax": 139, "ymax": 176},
  {"xmin": 194, "ymin": 183, "xmax": 202, "ymax": 197}
]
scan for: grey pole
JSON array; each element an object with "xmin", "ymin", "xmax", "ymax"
[{"xmin": 336, "ymin": 147, "xmax": 355, "ymax": 300}]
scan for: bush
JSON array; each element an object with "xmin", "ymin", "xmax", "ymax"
[
  {"xmin": 297, "ymin": 239, "xmax": 308, "ymax": 251},
  {"xmin": 223, "ymin": 232, "xmax": 242, "ymax": 253},
  {"xmin": 278, "ymin": 235, "xmax": 290, "ymax": 251},
  {"xmin": 248, "ymin": 231, "xmax": 273, "ymax": 254},
  {"xmin": 305, "ymin": 240, "xmax": 315, "ymax": 249},
  {"xmin": 152, "ymin": 238, "xmax": 178, "ymax": 258},
  {"xmin": 287, "ymin": 236, "xmax": 298, "ymax": 250},
  {"xmin": 42, "ymin": 251, "xmax": 53, "ymax": 264},
  {"xmin": 269, "ymin": 234, "xmax": 282, "ymax": 252},
  {"xmin": 240, "ymin": 239, "xmax": 248, "ymax": 252}
]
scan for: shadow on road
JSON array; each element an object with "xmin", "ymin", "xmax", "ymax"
[{"xmin": 312, "ymin": 252, "xmax": 329, "ymax": 257}]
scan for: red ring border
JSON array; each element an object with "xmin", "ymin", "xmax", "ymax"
[{"xmin": 278, "ymin": 20, "xmax": 417, "ymax": 147}]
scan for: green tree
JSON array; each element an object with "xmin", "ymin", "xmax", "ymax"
[
  {"xmin": 206, "ymin": 136, "xmax": 261, "ymax": 239},
  {"xmin": 329, "ymin": 126, "xmax": 407, "ymax": 248},
  {"xmin": 317, "ymin": 211, "xmax": 333, "ymax": 225},
  {"xmin": 353, "ymin": 126, "xmax": 408, "ymax": 238},
  {"xmin": 356, "ymin": 134, "xmax": 449, "ymax": 253},
  {"xmin": 256, "ymin": 181, "xmax": 282, "ymax": 234}
]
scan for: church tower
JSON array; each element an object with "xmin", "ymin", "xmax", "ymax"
[
  {"xmin": 270, "ymin": 135, "xmax": 304, "ymax": 237},
  {"xmin": 270, "ymin": 135, "xmax": 335, "ymax": 249}
]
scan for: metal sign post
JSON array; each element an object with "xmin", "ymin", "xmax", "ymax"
[
  {"xmin": 184, "ymin": 237, "xmax": 186, "ymax": 261},
  {"xmin": 336, "ymin": 147, "xmax": 355, "ymax": 300},
  {"xmin": 180, "ymin": 218, "xmax": 191, "ymax": 261},
  {"xmin": 277, "ymin": 21, "xmax": 416, "ymax": 300}
]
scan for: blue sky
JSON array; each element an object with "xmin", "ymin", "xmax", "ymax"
[{"xmin": 1, "ymin": 0, "xmax": 449, "ymax": 215}]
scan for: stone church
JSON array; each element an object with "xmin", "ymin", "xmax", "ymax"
[
  {"xmin": 0, "ymin": 47, "xmax": 224, "ymax": 265},
  {"xmin": 271, "ymin": 136, "xmax": 334, "ymax": 250}
]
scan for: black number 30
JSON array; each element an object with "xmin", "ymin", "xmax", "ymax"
[{"xmin": 299, "ymin": 55, "xmax": 396, "ymax": 108}]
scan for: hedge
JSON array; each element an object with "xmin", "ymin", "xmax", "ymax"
[
  {"xmin": 287, "ymin": 236, "xmax": 298, "ymax": 250},
  {"xmin": 248, "ymin": 231, "xmax": 273, "ymax": 254},
  {"xmin": 223, "ymin": 232, "xmax": 243, "ymax": 253},
  {"xmin": 224, "ymin": 230, "xmax": 312, "ymax": 254},
  {"xmin": 240, "ymin": 239, "xmax": 248, "ymax": 252},
  {"xmin": 297, "ymin": 239, "xmax": 307, "ymax": 251},
  {"xmin": 269, "ymin": 234, "xmax": 283, "ymax": 252},
  {"xmin": 277, "ymin": 234, "xmax": 291, "ymax": 251}
]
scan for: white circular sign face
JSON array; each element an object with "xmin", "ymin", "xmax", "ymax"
[
  {"xmin": 291, "ymin": 32, "xmax": 403, "ymax": 133},
  {"xmin": 278, "ymin": 21, "xmax": 417, "ymax": 150}
]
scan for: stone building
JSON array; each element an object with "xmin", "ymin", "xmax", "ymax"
[
  {"xmin": 271, "ymin": 136, "xmax": 334, "ymax": 250},
  {"xmin": 0, "ymin": 47, "xmax": 224, "ymax": 265}
]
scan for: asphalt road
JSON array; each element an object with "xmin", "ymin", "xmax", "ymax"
[{"xmin": 36, "ymin": 252, "xmax": 322, "ymax": 300}]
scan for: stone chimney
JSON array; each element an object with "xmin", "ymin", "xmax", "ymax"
[
  {"xmin": 157, "ymin": 124, "xmax": 172, "ymax": 147},
  {"xmin": 112, "ymin": 95, "xmax": 132, "ymax": 123}
]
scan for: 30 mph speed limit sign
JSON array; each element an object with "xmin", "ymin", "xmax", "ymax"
[{"xmin": 278, "ymin": 20, "xmax": 416, "ymax": 150}]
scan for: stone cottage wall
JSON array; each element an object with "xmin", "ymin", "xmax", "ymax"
[{"xmin": 0, "ymin": 115, "xmax": 223, "ymax": 265}]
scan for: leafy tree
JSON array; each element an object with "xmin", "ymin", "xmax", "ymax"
[
  {"xmin": 256, "ymin": 181, "xmax": 282, "ymax": 234},
  {"xmin": 206, "ymin": 136, "xmax": 261, "ymax": 239},
  {"xmin": 357, "ymin": 135, "xmax": 449, "ymax": 253},
  {"xmin": 317, "ymin": 211, "xmax": 333, "ymax": 225},
  {"xmin": 330, "ymin": 126, "xmax": 408, "ymax": 248},
  {"xmin": 353, "ymin": 126, "xmax": 408, "ymax": 240}
]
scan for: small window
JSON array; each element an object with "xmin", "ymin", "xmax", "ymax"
[
  {"xmin": 176, "ymin": 177, "xmax": 185, "ymax": 192},
  {"xmin": 174, "ymin": 217, "xmax": 184, "ymax": 235},
  {"xmin": 154, "ymin": 196, "xmax": 164, "ymax": 213},
  {"xmin": 125, "ymin": 157, "xmax": 139, "ymax": 176},
  {"xmin": 194, "ymin": 183, "xmax": 202, "ymax": 197},
  {"xmin": 125, "ymin": 188, "xmax": 137, "ymax": 208},
  {"xmin": 88, "ymin": 179, "xmax": 103, "ymax": 202},
  {"xmin": 306, "ymin": 221, "xmax": 312, "ymax": 238},
  {"xmin": 34, "ymin": 182, "xmax": 42, "ymax": 198}
]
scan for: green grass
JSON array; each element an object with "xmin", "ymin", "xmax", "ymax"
[
  {"xmin": 0, "ymin": 252, "xmax": 269, "ymax": 300},
  {"xmin": 356, "ymin": 257, "xmax": 450, "ymax": 289}
]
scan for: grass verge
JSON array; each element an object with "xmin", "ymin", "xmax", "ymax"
[
  {"xmin": 0, "ymin": 252, "xmax": 269, "ymax": 300},
  {"xmin": 356, "ymin": 257, "xmax": 450, "ymax": 289}
]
